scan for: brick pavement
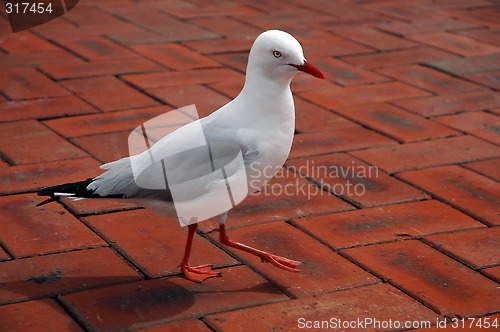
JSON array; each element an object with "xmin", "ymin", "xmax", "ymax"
[{"xmin": 0, "ymin": 0, "xmax": 499, "ymax": 331}]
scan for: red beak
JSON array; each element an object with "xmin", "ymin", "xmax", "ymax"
[{"xmin": 290, "ymin": 60, "xmax": 325, "ymax": 80}]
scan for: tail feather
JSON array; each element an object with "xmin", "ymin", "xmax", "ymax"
[{"xmin": 37, "ymin": 178, "xmax": 122, "ymax": 206}]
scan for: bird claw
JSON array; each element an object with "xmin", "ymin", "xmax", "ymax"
[
  {"xmin": 262, "ymin": 253, "xmax": 301, "ymax": 272},
  {"xmin": 181, "ymin": 264, "xmax": 221, "ymax": 283}
]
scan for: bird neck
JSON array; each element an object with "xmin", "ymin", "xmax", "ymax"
[
  {"xmin": 241, "ymin": 70, "xmax": 293, "ymax": 101},
  {"xmin": 234, "ymin": 71, "xmax": 295, "ymax": 129}
]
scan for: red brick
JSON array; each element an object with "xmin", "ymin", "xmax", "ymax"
[
  {"xmin": 62, "ymin": 76, "xmax": 159, "ymax": 112},
  {"xmin": 210, "ymin": 222, "xmax": 378, "ymax": 297},
  {"xmin": 0, "ymin": 248, "xmax": 142, "ymax": 305},
  {"xmin": 232, "ymin": 8, "xmax": 332, "ymax": 33},
  {"xmin": 132, "ymin": 44, "xmax": 219, "ymax": 70},
  {"xmin": 43, "ymin": 106, "xmax": 179, "ymax": 138},
  {"xmin": 364, "ymin": 2, "xmax": 446, "ymax": 21},
  {"xmin": 207, "ymin": 80, "xmax": 243, "ymax": 99},
  {"xmin": 71, "ymin": 131, "xmax": 131, "ymax": 163},
  {"xmin": 0, "ymin": 248, "xmax": 10, "ymax": 261},
  {"xmin": 205, "ymin": 283, "xmax": 439, "ymax": 331},
  {"xmin": 377, "ymin": 64, "xmax": 480, "ymax": 94},
  {"xmin": 0, "ymin": 67, "xmax": 70, "ymax": 100},
  {"xmin": 40, "ymin": 58, "xmax": 163, "ymax": 80},
  {"xmin": 441, "ymin": 6, "xmax": 500, "ymax": 27},
  {"xmin": 300, "ymin": 81, "xmax": 430, "ymax": 108},
  {"xmin": 34, "ymin": 13, "xmax": 144, "ymax": 40},
  {"xmin": 315, "ymin": 57, "xmax": 390, "ymax": 86},
  {"xmin": 410, "ymin": 0, "xmax": 492, "ymax": 10},
  {"xmin": 83, "ymin": 209, "xmax": 237, "ymax": 278},
  {"xmin": 427, "ymin": 53, "xmax": 500, "ymax": 76},
  {"xmin": 426, "ymin": 227, "xmax": 500, "ymax": 269},
  {"xmin": 123, "ymin": 67, "xmax": 243, "ymax": 90},
  {"xmin": 210, "ymin": 52, "xmax": 248, "ymax": 72},
  {"xmin": 465, "ymin": 70, "xmax": 500, "ymax": 90},
  {"xmin": 308, "ymin": 15, "xmax": 390, "ymax": 33},
  {"xmin": 294, "ymin": 200, "xmax": 484, "ymax": 249},
  {"xmin": 353, "ymin": 135, "xmax": 500, "ymax": 174},
  {"xmin": 53, "ymin": 36, "xmax": 139, "ymax": 61},
  {"xmin": 290, "ymin": 126, "xmax": 395, "ymax": 158},
  {"xmin": 482, "ymin": 267, "xmax": 500, "ymax": 282},
  {"xmin": 379, "ymin": 19, "xmax": 479, "ymax": 36},
  {"xmin": 343, "ymin": 47, "xmax": 457, "ymax": 69},
  {"xmin": 398, "ymin": 166, "xmax": 500, "ymax": 225},
  {"xmin": 336, "ymin": 103, "xmax": 458, "ymax": 142},
  {"xmin": 305, "ymin": 38, "xmax": 374, "ymax": 59},
  {"xmin": 0, "ymin": 193, "xmax": 105, "ymax": 258},
  {"xmin": 288, "ymin": 72, "xmax": 332, "ymax": 93},
  {"xmin": 394, "ymin": 89, "xmax": 500, "ymax": 117},
  {"xmin": 409, "ymin": 32, "xmax": 500, "ymax": 56},
  {"xmin": 0, "ymin": 120, "xmax": 87, "ymax": 165},
  {"xmin": 344, "ymin": 240, "xmax": 499, "ymax": 317},
  {"xmin": 332, "ymin": 26, "xmax": 417, "ymax": 50},
  {"xmin": 147, "ymin": 85, "xmax": 231, "ymax": 118},
  {"xmin": 188, "ymin": 17, "xmax": 260, "ymax": 38},
  {"xmin": 0, "ymin": 50, "xmax": 82, "ymax": 68},
  {"xmin": 0, "ymin": 96, "xmax": 97, "ymax": 122},
  {"xmin": 60, "ymin": 196, "xmax": 141, "ymax": 217},
  {"xmin": 63, "ymin": 5, "xmax": 132, "ymax": 26},
  {"xmin": 236, "ymin": 0, "xmax": 305, "ymax": 13},
  {"xmin": 463, "ymin": 158, "xmax": 500, "ymax": 182},
  {"xmin": 434, "ymin": 111, "xmax": 500, "ymax": 144},
  {"xmin": 60, "ymin": 266, "xmax": 287, "ymax": 331},
  {"xmin": 109, "ymin": 31, "xmax": 194, "ymax": 46},
  {"xmin": 0, "ymin": 32, "xmax": 60, "ymax": 53},
  {"xmin": 287, "ymin": 153, "xmax": 429, "ymax": 208},
  {"xmin": 168, "ymin": 4, "xmax": 260, "ymax": 18},
  {"xmin": 294, "ymin": 97, "xmax": 357, "ymax": 133},
  {"xmin": 138, "ymin": 319, "xmax": 212, "ymax": 332},
  {"xmin": 198, "ymin": 179, "xmax": 353, "ymax": 233},
  {"xmin": 458, "ymin": 28, "xmax": 500, "ymax": 46},
  {"xmin": 110, "ymin": 4, "xmax": 221, "ymax": 41},
  {"xmin": 183, "ymin": 37, "xmax": 253, "ymax": 55},
  {"xmin": 0, "ymin": 157, "xmax": 101, "ymax": 195},
  {"xmin": 0, "ymin": 299, "xmax": 83, "ymax": 332}
]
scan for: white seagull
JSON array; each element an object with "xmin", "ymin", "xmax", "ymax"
[{"xmin": 38, "ymin": 30, "xmax": 325, "ymax": 283}]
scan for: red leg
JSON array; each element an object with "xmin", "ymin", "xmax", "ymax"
[
  {"xmin": 219, "ymin": 224, "xmax": 301, "ymax": 272},
  {"xmin": 180, "ymin": 223, "xmax": 220, "ymax": 283}
]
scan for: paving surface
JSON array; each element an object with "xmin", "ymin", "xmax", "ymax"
[{"xmin": 0, "ymin": 0, "xmax": 499, "ymax": 331}]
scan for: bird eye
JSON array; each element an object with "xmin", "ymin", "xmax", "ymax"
[{"xmin": 273, "ymin": 50, "xmax": 282, "ymax": 58}]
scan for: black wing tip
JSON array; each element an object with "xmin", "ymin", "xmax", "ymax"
[
  {"xmin": 36, "ymin": 178, "xmax": 96, "ymax": 206},
  {"xmin": 37, "ymin": 186, "xmax": 54, "ymax": 197},
  {"xmin": 36, "ymin": 196, "xmax": 59, "ymax": 207},
  {"xmin": 36, "ymin": 178, "xmax": 125, "ymax": 207}
]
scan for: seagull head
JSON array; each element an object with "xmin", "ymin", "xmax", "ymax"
[{"xmin": 247, "ymin": 30, "xmax": 325, "ymax": 82}]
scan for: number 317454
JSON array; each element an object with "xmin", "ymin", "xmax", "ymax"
[{"xmin": 5, "ymin": 2, "xmax": 54, "ymax": 14}]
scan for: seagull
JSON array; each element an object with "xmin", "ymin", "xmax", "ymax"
[{"xmin": 37, "ymin": 30, "xmax": 325, "ymax": 283}]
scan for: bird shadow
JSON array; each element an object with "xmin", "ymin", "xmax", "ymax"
[{"xmin": 1, "ymin": 273, "xmax": 282, "ymax": 330}]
